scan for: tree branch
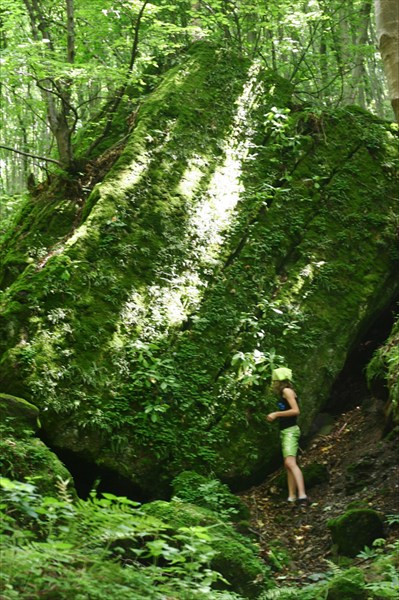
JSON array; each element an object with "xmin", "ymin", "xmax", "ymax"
[
  {"xmin": 86, "ymin": 0, "xmax": 149, "ymax": 157},
  {"xmin": 0, "ymin": 145, "xmax": 63, "ymax": 167}
]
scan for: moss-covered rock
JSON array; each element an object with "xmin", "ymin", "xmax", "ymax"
[
  {"xmin": 0, "ymin": 42, "xmax": 398, "ymax": 496},
  {"xmin": 326, "ymin": 567, "xmax": 366, "ymax": 600},
  {"xmin": 0, "ymin": 432, "xmax": 74, "ymax": 497},
  {"xmin": 0, "ymin": 395, "xmax": 75, "ymax": 497},
  {"xmin": 327, "ymin": 508, "xmax": 385, "ymax": 557},
  {"xmin": 345, "ymin": 457, "xmax": 375, "ymax": 494},
  {"xmin": 142, "ymin": 499, "xmax": 272, "ymax": 598},
  {"xmin": 172, "ymin": 471, "xmax": 250, "ymax": 522},
  {"xmin": 304, "ymin": 463, "xmax": 330, "ymax": 488},
  {"xmin": 0, "ymin": 393, "xmax": 40, "ymax": 433}
]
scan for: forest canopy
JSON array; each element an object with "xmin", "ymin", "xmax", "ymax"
[{"xmin": 0, "ymin": 0, "xmax": 395, "ymax": 194}]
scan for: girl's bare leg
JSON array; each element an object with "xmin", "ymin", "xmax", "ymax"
[
  {"xmin": 284, "ymin": 456, "xmax": 306, "ymax": 498},
  {"xmin": 286, "ymin": 467, "xmax": 297, "ymax": 499}
]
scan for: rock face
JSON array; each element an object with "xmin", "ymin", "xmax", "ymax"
[{"xmin": 0, "ymin": 43, "xmax": 398, "ymax": 495}]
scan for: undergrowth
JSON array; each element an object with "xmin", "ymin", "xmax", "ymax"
[
  {"xmin": 0, "ymin": 477, "xmax": 242, "ymax": 599},
  {"xmin": 1, "ymin": 476, "xmax": 398, "ymax": 600}
]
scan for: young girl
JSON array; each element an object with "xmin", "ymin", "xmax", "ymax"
[{"xmin": 267, "ymin": 367, "xmax": 310, "ymax": 506}]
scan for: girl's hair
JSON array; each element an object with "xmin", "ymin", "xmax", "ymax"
[{"xmin": 274, "ymin": 379, "xmax": 295, "ymax": 393}]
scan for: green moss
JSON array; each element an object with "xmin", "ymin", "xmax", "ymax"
[
  {"xmin": 345, "ymin": 457, "xmax": 375, "ymax": 494},
  {"xmin": 345, "ymin": 500, "xmax": 369, "ymax": 510},
  {"xmin": 0, "ymin": 417, "xmax": 75, "ymax": 497},
  {"xmin": 0, "ymin": 396, "xmax": 74, "ymax": 498},
  {"xmin": 0, "ymin": 180, "xmax": 81, "ymax": 289},
  {"xmin": 303, "ymin": 463, "xmax": 330, "ymax": 487},
  {"xmin": 327, "ymin": 509, "xmax": 385, "ymax": 557},
  {"xmin": 0, "ymin": 393, "xmax": 40, "ymax": 433}
]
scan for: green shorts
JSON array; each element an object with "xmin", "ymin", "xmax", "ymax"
[{"xmin": 280, "ymin": 425, "xmax": 301, "ymax": 458}]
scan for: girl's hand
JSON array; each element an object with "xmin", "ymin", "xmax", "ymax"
[{"xmin": 267, "ymin": 412, "xmax": 278, "ymax": 422}]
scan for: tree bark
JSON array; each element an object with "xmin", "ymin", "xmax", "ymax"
[{"xmin": 375, "ymin": 0, "xmax": 399, "ymax": 120}]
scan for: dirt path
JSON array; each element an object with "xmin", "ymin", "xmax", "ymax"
[{"xmin": 239, "ymin": 401, "xmax": 399, "ymax": 586}]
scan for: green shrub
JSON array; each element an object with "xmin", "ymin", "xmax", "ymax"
[
  {"xmin": 143, "ymin": 499, "xmax": 272, "ymax": 598},
  {"xmin": 172, "ymin": 471, "xmax": 250, "ymax": 522}
]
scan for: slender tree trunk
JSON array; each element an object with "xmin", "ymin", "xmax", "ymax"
[
  {"xmin": 66, "ymin": 0, "xmax": 75, "ymax": 65},
  {"xmin": 349, "ymin": 1, "xmax": 372, "ymax": 107},
  {"xmin": 368, "ymin": 20, "xmax": 386, "ymax": 116},
  {"xmin": 319, "ymin": 35, "xmax": 329, "ymax": 100},
  {"xmin": 375, "ymin": 0, "xmax": 399, "ymax": 120},
  {"xmin": 23, "ymin": 0, "xmax": 76, "ymax": 170}
]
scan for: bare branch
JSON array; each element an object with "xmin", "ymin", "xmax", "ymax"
[{"xmin": 0, "ymin": 145, "xmax": 63, "ymax": 167}]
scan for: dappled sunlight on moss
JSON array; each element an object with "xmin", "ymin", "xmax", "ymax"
[
  {"xmin": 113, "ymin": 65, "xmax": 263, "ymax": 339},
  {"xmin": 177, "ymin": 155, "xmax": 208, "ymax": 199}
]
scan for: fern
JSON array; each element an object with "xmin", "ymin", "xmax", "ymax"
[
  {"xmin": 323, "ymin": 558, "xmax": 343, "ymax": 575},
  {"xmin": 56, "ymin": 476, "xmax": 74, "ymax": 504}
]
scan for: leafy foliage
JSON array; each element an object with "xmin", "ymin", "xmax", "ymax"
[
  {"xmin": 172, "ymin": 471, "xmax": 250, "ymax": 522},
  {"xmin": 0, "ymin": 477, "xmax": 244, "ymax": 599},
  {"xmin": 0, "ymin": 0, "xmax": 393, "ymax": 189},
  {"xmin": 367, "ymin": 316, "xmax": 399, "ymax": 423}
]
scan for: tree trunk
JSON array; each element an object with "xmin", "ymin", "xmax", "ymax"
[
  {"xmin": 23, "ymin": 0, "xmax": 76, "ymax": 170},
  {"xmin": 349, "ymin": 1, "xmax": 372, "ymax": 107},
  {"xmin": 375, "ymin": 0, "xmax": 399, "ymax": 120}
]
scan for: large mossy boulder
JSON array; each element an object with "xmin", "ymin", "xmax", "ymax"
[
  {"xmin": 327, "ymin": 508, "xmax": 385, "ymax": 557},
  {"xmin": 142, "ymin": 499, "xmax": 272, "ymax": 598},
  {"xmin": 0, "ymin": 42, "xmax": 398, "ymax": 495}
]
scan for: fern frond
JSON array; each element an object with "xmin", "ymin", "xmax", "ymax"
[
  {"xmin": 323, "ymin": 558, "xmax": 342, "ymax": 575},
  {"xmin": 56, "ymin": 477, "xmax": 73, "ymax": 504}
]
